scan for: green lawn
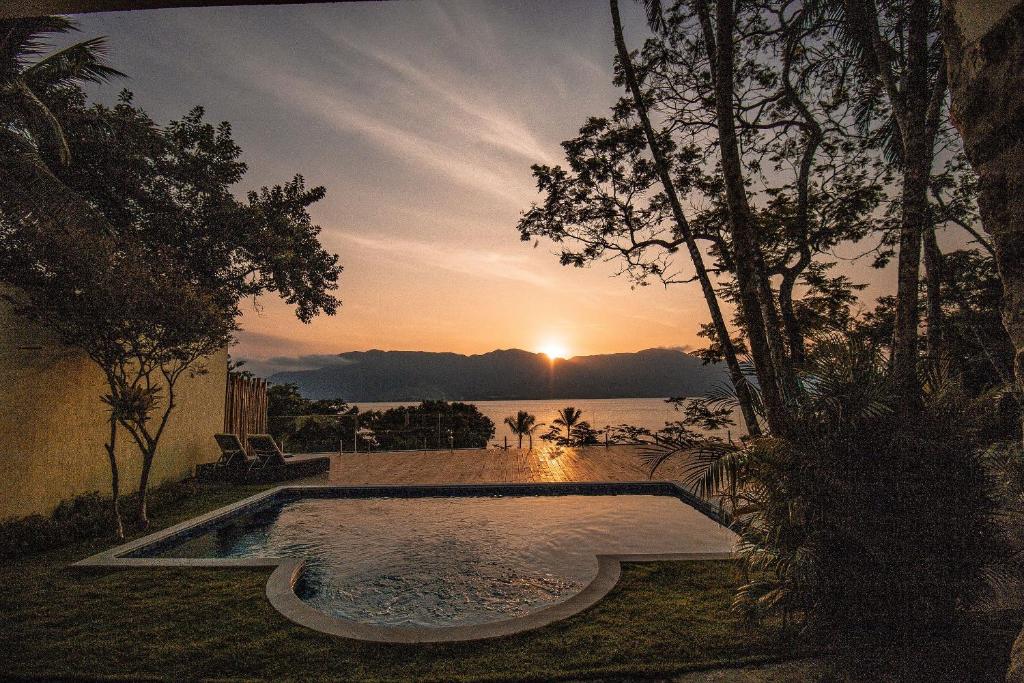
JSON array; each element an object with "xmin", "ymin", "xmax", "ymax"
[{"xmin": 0, "ymin": 483, "xmax": 795, "ymax": 681}]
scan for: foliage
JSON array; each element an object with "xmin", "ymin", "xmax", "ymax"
[
  {"xmin": 503, "ymin": 410, "xmax": 543, "ymax": 449},
  {"xmin": 551, "ymin": 406, "xmax": 584, "ymax": 440},
  {"xmin": 0, "ymin": 478, "xmax": 202, "ymax": 558},
  {"xmin": 358, "ymin": 401, "xmax": 495, "ymax": 450},
  {"xmin": 1, "ymin": 20, "xmax": 341, "ymax": 532},
  {"xmin": 270, "ymin": 398, "xmax": 497, "ymax": 452},
  {"xmin": 856, "ymin": 249, "xmax": 1015, "ymax": 401},
  {"xmin": 0, "ymin": 16, "xmax": 124, "ymax": 154},
  {"xmin": 39, "ymin": 87, "xmax": 341, "ymax": 324},
  {"xmin": 626, "ymin": 333, "xmax": 1002, "ymax": 640},
  {"xmin": 267, "ymin": 382, "xmax": 347, "ymax": 417}
]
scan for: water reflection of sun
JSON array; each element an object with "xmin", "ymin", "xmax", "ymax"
[{"xmin": 538, "ymin": 340, "xmax": 569, "ymax": 360}]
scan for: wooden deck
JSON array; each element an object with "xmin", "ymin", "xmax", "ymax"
[{"xmin": 297, "ymin": 444, "xmax": 693, "ymax": 485}]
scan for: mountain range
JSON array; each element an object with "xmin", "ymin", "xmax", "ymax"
[{"xmin": 267, "ymin": 348, "xmax": 727, "ymax": 401}]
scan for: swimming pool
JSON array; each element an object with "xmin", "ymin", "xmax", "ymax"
[{"xmin": 77, "ymin": 483, "xmax": 736, "ymax": 642}]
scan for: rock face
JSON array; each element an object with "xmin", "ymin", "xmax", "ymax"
[
  {"xmin": 943, "ymin": 4, "xmax": 1024, "ymax": 681},
  {"xmin": 944, "ymin": 0, "xmax": 1024, "ymax": 442}
]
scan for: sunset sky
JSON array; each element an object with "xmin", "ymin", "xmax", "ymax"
[{"xmin": 70, "ymin": 0, "xmax": 931, "ymax": 377}]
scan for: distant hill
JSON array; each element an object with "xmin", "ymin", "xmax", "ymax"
[{"xmin": 267, "ymin": 348, "xmax": 727, "ymax": 401}]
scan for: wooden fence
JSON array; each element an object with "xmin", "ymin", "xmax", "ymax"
[{"xmin": 223, "ymin": 373, "xmax": 267, "ymax": 453}]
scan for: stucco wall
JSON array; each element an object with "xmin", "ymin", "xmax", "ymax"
[{"xmin": 0, "ymin": 296, "xmax": 226, "ymax": 520}]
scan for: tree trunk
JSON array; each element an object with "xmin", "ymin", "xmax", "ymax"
[
  {"xmin": 609, "ymin": 0, "xmax": 761, "ymax": 437},
  {"xmin": 699, "ymin": 0, "xmax": 794, "ymax": 436},
  {"xmin": 943, "ymin": 0, "xmax": 1024, "ymax": 443},
  {"xmin": 104, "ymin": 414, "xmax": 124, "ymax": 540},
  {"xmin": 923, "ymin": 224, "xmax": 945, "ymax": 362},
  {"xmin": 137, "ymin": 447, "xmax": 155, "ymax": 529},
  {"xmin": 892, "ymin": 156, "xmax": 930, "ymax": 395},
  {"xmin": 891, "ymin": 0, "xmax": 935, "ymax": 401},
  {"xmin": 779, "ymin": 267, "xmax": 807, "ymax": 366}
]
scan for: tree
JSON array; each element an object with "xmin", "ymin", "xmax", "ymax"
[
  {"xmin": 268, "ymin": 383, "xmax": 345, "ymax": 417},
  {"xmin": 552, "ymin": 406, "xmax": 584, "ymax": 441},
  {"xmin": 822, "ymin": 0, "xmax": 949, "ymax": 400},
  {"xmin": 503, "ymin": 410, "xmax": 543, "ymax": 449},
  {"xmin": 2, "ymin": 72, "xmax": 342, "ymax": 530},
  {"xmin": 0, "ymin": 16, "xmax": 124, "ymax": 167},
  {"xmin": 358, "ymin": 401, "xmax": 495, "ymax": 450},
  {"xmin": 523, "ymin": 1, "xmax": 887, "ymax": 437},
  {"xmin": 632, "ymin": 332, "xmax": 1000, "ymax": 648},
  {"xmin": 609, "ymin": 0, "xmax": 761, "ymax": 437},
  {"xmin": 1, "ymin": 17, "xmax": 130, "ymax": 534},
  {"xmin": 0, "ymin": 17, "xmax": 125, "ymax": 253}
]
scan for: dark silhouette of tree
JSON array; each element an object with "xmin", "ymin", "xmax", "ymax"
[
  {"xmin": 524, "ymin": 1, "xmax": 887, "ymax": 437},
  {"xmin": 552, "ymin": 406, "xmax": 584, "ymax": 441},
  {"xmin": 503, "ymin": 410, "xmax": 542, "ymax": 449}
]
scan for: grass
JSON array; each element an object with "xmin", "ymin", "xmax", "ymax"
[
  {"xmin": 0, "ymin": 482, "xmax": 1018, "ymax": 682},
  {"xmin": 0, "ymin": 482, "xmax": 794, "ymax": 681}
]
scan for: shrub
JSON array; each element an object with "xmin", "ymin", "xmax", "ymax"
[
  {"xmin": 0, "ymin": 478, "xmax": 199, "ymax": 558},
  {"xmin": 638, "ymin": 335, "xmax": 1003, "ymax": 641}
]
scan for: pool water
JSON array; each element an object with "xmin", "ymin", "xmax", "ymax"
[{"xmin": 155, "ymin": 494, "xmax": 734, "ymax": 628}]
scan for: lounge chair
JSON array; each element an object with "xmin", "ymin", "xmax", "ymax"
[
  {"xmin": 246, "ymin": 434, "xmax": 292, "ymax": 470},
  {"xmin": 213, "ymin": 433, "xmax": 253, "ymax": 469}
]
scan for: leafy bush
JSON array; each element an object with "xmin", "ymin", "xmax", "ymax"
[
  {"xmin": 633, "ymin": 335, "xmax": 1003, "ymax": 640},
  {"xmin": 0, "ymin": 478, "xmax": 199, "ymax": 558}
]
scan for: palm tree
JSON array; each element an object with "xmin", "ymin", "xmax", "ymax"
[
  {"xmin": 503, "ymin": 410, "xmax": 543, "ymax": 450},
  {"xmin": 552, "ymin": 406, "xmax": 583, "ymax": 441},
  {"xmin": 0, "ymin": 17, "xmax": 125, "ymax": 238},
  {"xmin": 2, "ymin": 16, "xmax": 125, "ymax": 163}
]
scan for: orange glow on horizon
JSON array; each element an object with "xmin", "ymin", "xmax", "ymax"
[{"xmin": 538, "ymin": 339, "xmax": 570, "ymax": 360}]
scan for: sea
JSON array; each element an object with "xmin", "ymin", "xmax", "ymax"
[{"xmin": 352, "ymin": 397, "xmax": 744, "ymax": 445}]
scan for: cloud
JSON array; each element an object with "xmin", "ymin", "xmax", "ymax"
[
  {"xmin": 339, "ymin": 233, "xmax": 556, "ymax": 289},
  {"xmin": 325, "ymin": 31, "xmax": 558, "ymax": 167}
]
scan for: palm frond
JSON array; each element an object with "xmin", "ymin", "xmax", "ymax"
[
  {"xmin": 0, "ymin": 16, "xmax": 77, "ymax": 66},
  {"xmin": 24, "ymin": 36, "xmax": 126, "ymax": 87},
  {"xmin": 633, "ymin": 0, "xmax": 666, "ymax": 34}
]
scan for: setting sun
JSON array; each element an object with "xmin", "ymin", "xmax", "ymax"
[{"xmin": 538, "ymin": 340, "xmax": 570, "ymax": 360}]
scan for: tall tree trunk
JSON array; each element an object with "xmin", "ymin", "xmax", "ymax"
[
  {"xmin": 923, "ymin": 224, "xmax": 945, "ymax": 361},
  {"xmin": 609, "ymin": 0, "xmax": 761, "ymax": 436},
  {"xmin": 694, "ymin": 0, "xmax": 794, "ymax": 436},
  {"xmin": 943, "ymin": 0, "xmax": 1024, "ymax": 444},
  {"xmin": 890, "ymin": 0, "xmax": 934, "ymax": 401},
  {"xmin": 104, "ymin": 414, "xmax": 124, "ymax": 540}
]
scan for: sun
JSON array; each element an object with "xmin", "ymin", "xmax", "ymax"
[{"xmin": 538, "ymin": 339, "xmax": 570, "ymax": 360}]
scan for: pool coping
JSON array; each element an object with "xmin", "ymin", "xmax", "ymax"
[{"xmin": 74, "ymin": 481, "xmax": 736, "ymax": 643}]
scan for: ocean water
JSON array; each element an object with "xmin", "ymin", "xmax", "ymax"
[
  {"xmin": 153, "ymin": 494, "xmax": 735, "ymax": 628},
  {"xmin": 354, "ymin": 397, "xmax": 744, "ymax": 444}
]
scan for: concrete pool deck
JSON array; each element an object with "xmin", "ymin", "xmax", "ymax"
[{"xmin": 296, "ymin": 443, "xmax": 699, "ymax": 486}]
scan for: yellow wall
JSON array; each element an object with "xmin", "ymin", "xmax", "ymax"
[{"xmin": 0, "ymin": 296, "xmax": 226, "ymax": 520}]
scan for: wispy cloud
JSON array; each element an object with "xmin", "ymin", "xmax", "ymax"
[
  {"xmin": 340, "ymin": 233, "xmax": 556, "ymax": 289},
  {"xmin": 258, "ymin": 71, "xmax": 526, "ymax": 204},
  {"xmin": 325, "ymin": 31, "xmax": 558, "ymax": 167}
]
